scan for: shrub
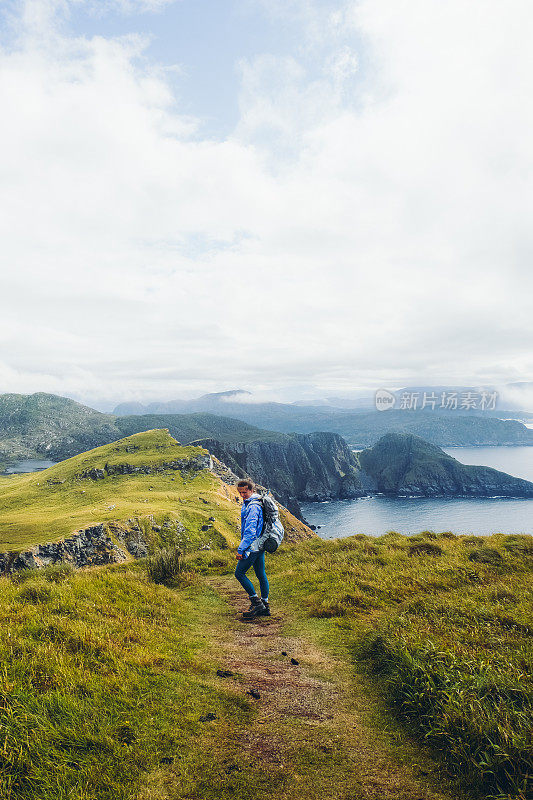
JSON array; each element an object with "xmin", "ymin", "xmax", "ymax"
[
  {"xmin": 146, "ymin": 547, "xmax": 184, "ymax": 585},
  {"xmin": 17, "ymin": 581, "xmax": 52, "ymax": 603},
  {"xmin": 408, "ymin": 542, "xmax": 443, "ymax": 557},
  {"xmin": 468, "ymin": 547, "xmax": 503, "ymax": 565},
  {"xmin": 41, "ymin": 563, "xmax": 74, "ymax": 583},
  {"xmin": 489, "ymin": 587, "xmax": 518, "ymax": 604},
  {"xmin": 460, "ymin": 535, "xmax": 484, "ymax": 545},
  {"xmin": 503, "ymin": 537, "xmax": 533, "ymax": 558}
]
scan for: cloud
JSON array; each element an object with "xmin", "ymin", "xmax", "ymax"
[{"xmin": 0, "ymin": 0, "xmax": 532, "ymax": 407}]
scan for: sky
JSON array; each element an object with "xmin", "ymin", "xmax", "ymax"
[{"xmin": 1, "ymin": 0, "xmax": 532, "ymax": 411}]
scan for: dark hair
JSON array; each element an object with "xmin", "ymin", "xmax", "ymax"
[{"xmin": 237, "ymin": 479, "xmax": 254, "ymax": 491}]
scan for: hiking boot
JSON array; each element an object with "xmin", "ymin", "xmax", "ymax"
[
  {"xmin": 257, "ymin": 601, "xmax": 271, "ymax": 616},
  {"xmin": 242, "ymin": 597, "xmax": 265, "ymax": 619}
]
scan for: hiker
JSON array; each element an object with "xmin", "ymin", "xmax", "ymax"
[{"xmin": 235, "ymin": 479, "xmax": 271, "ymax": 619}]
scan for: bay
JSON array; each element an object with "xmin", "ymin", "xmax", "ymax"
[
  {"xmin": 301, "ymin": 445, "xmax": 533, "ymax": 539},
  {"xmin": 1, "ymin": 459, "xmax": 58, "ymax": 475}
]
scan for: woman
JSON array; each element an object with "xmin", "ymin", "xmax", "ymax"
[{"xmin": 235, "ymin": 479, "xmax": 270, "ymax": 619}]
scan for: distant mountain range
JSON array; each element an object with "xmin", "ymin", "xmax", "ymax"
[
  {"xmin": 1, "ymin": 392, "xmax": 532, "ymax": 474},
  {"xmin": 114, "ymin": 384, "xmax": 533, "ymax": 415},
  {"xmin": 114, "ymin": 389, "xmax": 533, "ymax": 446}
]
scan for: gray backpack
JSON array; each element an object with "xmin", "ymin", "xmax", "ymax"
[{"xmin": 250, "ymin": 494, "xmax": 284, "ymax": 553}]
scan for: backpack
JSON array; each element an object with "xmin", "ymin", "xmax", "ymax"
[{"xmin": 249, "ymin": 494, "xmax": 284, "ymax": 553}]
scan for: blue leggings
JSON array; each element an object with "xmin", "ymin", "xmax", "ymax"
[{"xmin": 234, "ymin": 551, "xmax": 269, "ymax": 599}]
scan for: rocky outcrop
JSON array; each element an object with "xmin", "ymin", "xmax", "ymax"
[
  {"xmin": 195, "ymin": 431, "xmax": 366, "ymax": 515},
  {"xmin": 358, "ymin": 433, "xmax": 533, "ymax": 497},
  {"xmin": 0, "ymin": 515, "xmax": 188, "ymax": 575},
  {"xmin": 77, "ymin": 454, "xmax": 212, "ymax": 481},
  {"xmin": 0, "ymin": 523, "xmax": 128, "ymax": 574}
]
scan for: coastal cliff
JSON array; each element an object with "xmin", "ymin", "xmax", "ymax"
[
  {"xmin": 194, "ymin": 431, "xmax": 366, "ymax": 513},
  {"xmin": 358, "ymin": 432, "xmax": 533, "ymax": 497}
]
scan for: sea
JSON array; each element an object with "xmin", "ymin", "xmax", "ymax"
[
  {"xmin": 1, "ymin": 459, "xmax": 58, "ymax": 474},
  {"xmin": 300, "ymin": 445, "xmax": 533, "ymax": 539}
]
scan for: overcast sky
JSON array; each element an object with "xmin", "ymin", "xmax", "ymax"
[{"xmin": 1, "ymin": 0, "xmax": 532, "ymax": 410}]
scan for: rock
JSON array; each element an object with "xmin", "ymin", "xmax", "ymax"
[
  {"xmin": 0, "ymin": 522, "xmax": 130, "ymax": 575},
  {"xmin": 79, "ymin": 468, "xmax": 105, "ymax": 480}
]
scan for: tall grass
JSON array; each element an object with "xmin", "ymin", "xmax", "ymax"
[
  {"xmin": 229, "ymin": 532, "xmax": 533, "ymax": 798},
  {"xmin": 146, "ymin": 546, "xmax": 184, "ymax": 584},
  {"xmin": 0, "ymin": 563, "xmax": 246, "ymax": 799}
]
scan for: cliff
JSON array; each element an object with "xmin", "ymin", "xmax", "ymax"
[
  {"xmin": 195, "ymin": 431, "xmax": 366, "ymax": 514},
  {"xmin": 358, "ymin": 432, "xmax": 533, "ymax": 497}
]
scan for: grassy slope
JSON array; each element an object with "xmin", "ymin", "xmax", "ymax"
[
  {"xmin": 0, "ymin": 562, "xmax": 256, "ymax": 800},
  {"xmin": 115, "ymin": 413, "xmax": 289, "ymax": 445},
  {"xmin": 255, "ymin": 532, "xmax": 533, "ymax": 798},
  {"xmin": 1, "ymin": 533, "xmax": 531, "ymax": 799},
  {"xmin": 0, "ymin": 430, "xmax": 242, "ymax": 551}
]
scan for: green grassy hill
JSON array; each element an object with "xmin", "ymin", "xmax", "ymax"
[
  {"xmin": 0, "ymin": 429, "xmax": 310, "ymax": 554},
  {"xmin": 115, "ymin": 412, "xmax": 288, "ymax": 446},
  {"xmin": 0, "ymin": 429, "xmax": 240, "ymax": 552}
]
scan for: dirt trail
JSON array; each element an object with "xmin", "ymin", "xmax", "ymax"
[{"xmin": 206, "ymin": 576, "xmax": 461, "ymax": 800}]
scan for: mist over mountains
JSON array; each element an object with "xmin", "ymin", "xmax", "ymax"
[
  {"xmin": 112, "ymin": 389, "xmax": 533, "ymax": 447},
  {"xmin": 1, "ymin": 391, "xmax": 532, "ymax": 472}
]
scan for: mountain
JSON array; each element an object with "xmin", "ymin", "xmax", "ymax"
[
  {"xmin": 113, "ymin": 389, "xmax": 253, "ymax": 416},
  {"xmin": 0, "ymin": 392, "xmax": 118, "ymax": 463},
  {"xmin": 358, "ymin": 432, "xmax": 533, "ymax": 497},
  {"xmin": 113, "ymin": 392, "xmax": 533, "ymax": 447},
  {"xmin": 0, "ymin": 393, "xmax": 289, "ymax": 464},
  {"xmin": 114, "ymin": 412, "xmax": 287, "ymax": 447}
]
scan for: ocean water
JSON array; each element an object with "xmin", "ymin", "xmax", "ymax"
[
  {"xmin": 2, "ymin": 459, "xmax": 58, "ymax": 475},
  {"xmin": 301, "ymin": 446, "xmax": 533, "ymax": 539}
]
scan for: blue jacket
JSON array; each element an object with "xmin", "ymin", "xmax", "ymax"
[{"xmin": 238, "ymin": 493, "xmax": 264, "ymax": 556}]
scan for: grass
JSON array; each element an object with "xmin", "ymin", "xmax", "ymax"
[
  {"xmin": 0, "ymin": 561, "xmax": 262, "ymax": 800},
  {"xmin": 0, "ymin": 529, "xmax": 529, "ymax": 798},
  {"xmin": 0, "ymin": 430, "xmax": 243, "ymax": 551},
  {"xmin": 192, "ymin": 531, "xmax": 533, "ymax": 798},
  {"xmin": 0, "ymin": 433, "xmax": 530, "ymax": 798}
]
